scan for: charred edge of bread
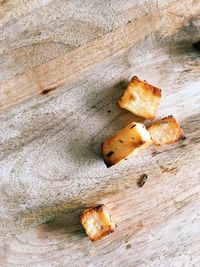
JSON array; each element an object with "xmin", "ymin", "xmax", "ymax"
[{"xmin": 90, "ymin": 226, "xmax": 114, "ymax": 242}]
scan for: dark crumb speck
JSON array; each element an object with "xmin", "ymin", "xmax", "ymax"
[
  {"xmin": 41, "ymin": 86, "xmax": 57, "ymax": 95},
  {"xmin": 119, "ymin": 139, "xmax": 123, "ymax": 143},
  {"xmin": 42, "ymin": 89, "xmax": 52, "ymax": 95},
  {"xmin": 106, "ymin": 151, "xmax": 114, "ymax": 158},
  {"xmin": 126, "ymin": 243, "xmax": 132, "ymax": 249},
  {"xmin": 180, "ymin": 136, "xmax": 186, "ymax": 140},
  {"xmin": 137, "ymin": 174, "xmax": 148, "ymax": 187},
  {"xmin": 107, "ymin": 110, "xmax": 111, "ymax": 113}
]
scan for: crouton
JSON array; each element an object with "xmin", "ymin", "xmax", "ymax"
[
  {"xmin": 148, "ymin": 116, "xmax": 185, "ymax": 145},
  {"xmin": 102, "ymin": 122, "xmax": 152, "ymax": 167},
  {"xmin": 118, "ymin": 76, "xmax": 162, "ymax": 119},
  {"xmin": 80, "ymin": 204, "xmax": 115, "ymax": 242}
]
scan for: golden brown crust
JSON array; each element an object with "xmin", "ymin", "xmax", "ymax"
[
  {"xmin": 102, "ymin": 122, "xmax": 152, "ymax": 167},
  {"xmin": 80, "ymin": 204, "xmax": 115, "ymax": 242},
  {"xmin": 131, "ymin": 76, "xmax": 162, "ymax": 97},
  {"xmin": 148, "ymin": 115, "xmax": 185, "ymax": 145},
  {"xmin": 118, "ymin": 76, "xmax": 162, "ymax": 119}
]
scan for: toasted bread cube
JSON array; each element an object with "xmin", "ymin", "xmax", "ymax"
[
  {"xmin": 148, "ymin": 116, "xmax": 185, "ymax": 145},
  {"xmin": 118, "ymin": 76, "xmax": 161, "ymax": 119},
  {"xmin": 80, "ymin": 204, "xmax": 115, "ymax": 242},
  {"xmin": 102, "ymin": 122, "xmax": 152, "ymax": 167}
]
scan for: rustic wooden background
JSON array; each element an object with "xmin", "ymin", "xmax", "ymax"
[{"xmin": 0, "ymin": 0, "xmax": 200, "ymax": 266}]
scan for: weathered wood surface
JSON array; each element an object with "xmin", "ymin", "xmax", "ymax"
[
  {"xmin": 1, "ymin": 0, "xmax": 200, "ymax": 111},
  {"xmin": 0, "ymin": 0, "xmax": 200, "ymax": 266}
]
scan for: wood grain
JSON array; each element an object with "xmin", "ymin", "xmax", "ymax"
[
  {"xmin": 1, "ymin": 0, "xmax": 200, "ymax": 111},
  {"xmin": 0, "ymin": 0, "xmax": 177, "ymax": 82},
  {"xmin": 0, "ymin": 0, "xmax": 200, "ymax": 266}
]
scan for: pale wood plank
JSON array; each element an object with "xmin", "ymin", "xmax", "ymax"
[
  {"xmin": 0, "ymin": 0, "xmax": 175, "ymax": 82},
  {"xmin": 0, "ymin": 0, "xmax": 200, "ymax": 111},
  {"xmin": 0, "ymin": 34, "xmax": 199, "ymax": 239},
  {"xmin": 0, "ymin": 1, "xmax": 200, "ymax": 266}
]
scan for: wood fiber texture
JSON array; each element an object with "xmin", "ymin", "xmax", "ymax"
[{"xmin": 0, "ymin": 0, "xmax": 200, "ymax": 266}]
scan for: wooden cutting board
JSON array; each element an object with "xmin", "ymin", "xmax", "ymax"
[{"xmin": 0, "ymin": 1, "xmax": 200, "ymax": 266}]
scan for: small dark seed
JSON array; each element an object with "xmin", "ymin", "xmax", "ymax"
[
  {"xmin": 106, "ymin": 151, "xmax": 114, "ymax": 158},
  {"xmin": 130, "ymin": 125, "xmax": 136, "ymax": 129},
  {"xmin": 137, "ymin": 174, "xmax": 148, "ymax": 187},
  {"xmin": 119, "ymin": 140, "xmax": 123, "ymax": 143}
]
